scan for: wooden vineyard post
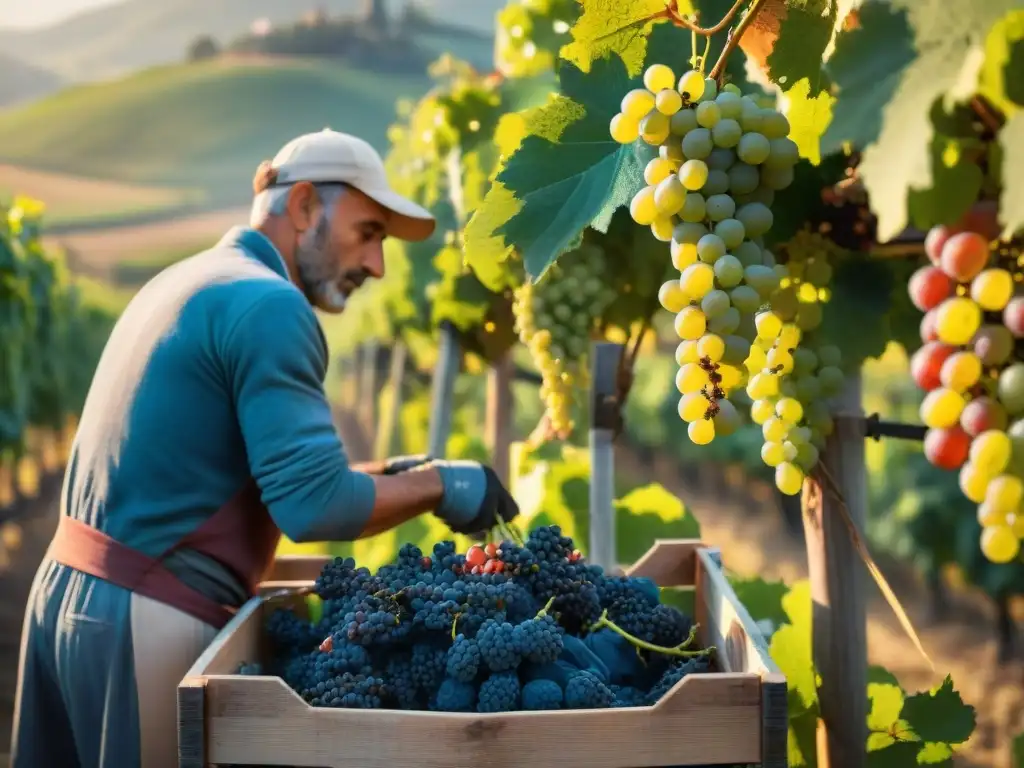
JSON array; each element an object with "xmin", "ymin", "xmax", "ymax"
[
  {"xmin": 427, "ymin": 321, "xmax": 461, "ymax": 459},
  {"xmin": 374, "ymin": 342, "xmax": 407, "ymax": 461},
  {"xmin": 589, "ymin": 342, "xmax": 624, "ymax": 571},
  {"xmin": 802, "ymin": 372, "xmax": 868, "ymax": 768},
  {"xmin": 485, "ymin": 353, "xmax": 514, "ymax": 485},
  {"xmin": 359, "ymin": 341, "xmax": 381, "ymax": 444}
]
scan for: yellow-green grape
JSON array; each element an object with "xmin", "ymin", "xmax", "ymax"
[
  {"xmin": 651, "ymin": 216, "xmax": 674, "ymax": 242},
  {"xmin": 640, "ymin": 112, "xmax": 670, "ymax": 145},
  {"xmin": 621, "ymin": 88, "xmax": 656, "ymax": 119},
  {"xmin": 644, "ymin": 64, "xmax": 676, "ymax": 93},
  {"xmin": 761, "ymin": 441, "xmax": 785, "ymax": 467},
  {"xmin": 775, "ymin": 462, "xmax": 804, "ymax": 496},
  {"xmin": 656, "ymin": 89, "xmax": 683, "ymax": 115},
  {"xmin": 678, "ymin": 159, "xmax": 709, "ymax": 191},
  {"xmin": 679, "ymin": 392, "xmax": 710, "ymax": 422},
  {"xmin": 609, "ymin": 113, "xmax": 640, "ymax": 144},
  {"xmin": 659, "ymin": 280, "xmax": 689, "ymax": 313},
  {"xmin": 679, "ymin": 192, "xmax": 707, "ymax": 223},
  {"xmin": 980, "ymin": 525, "xmax": 1020, "ymax": 563},
  {"xmin": 744, "ymin": 345, "xmax": 767, "ymax": 372},
  {"xmin": 645, "ymin": 157, "xmax": 676, "ymax": 185},
  {"xmin": 737, "ymin": 132, "xmax": 771, "ymax": 164},
  {"xmin": 755, "ymin": 311, "xmax": 783, "ymax": 339},
  {"xmin": 959, "ymin": 463, "xmax": 990, "ymax": 504},
  {"xmin": 751, "ymin": 398, "xmax": 776, "ymax": 424},
  {"xmin": 675, "ymin": 305, "xmax": 707, "ymax": 340},
  {"xmin": 747, "ymin": 371, "xmax": 780, "ymax": 399},
  {"xmin": 762, "ymin": 417, "xmax": 787, "ymax": 443},
  {"xmin": 629, "ymin": 186, "xmax": 657, "ymax": 225},
  {"xmin": 696, "ymin": 101, "xmax": 721, "ymax": 128},
  {"xmin": 697, "ymin": 333, "xmax": 725, "ymax": 362},
  {"xmin": 676, "ymin": 361, "xmax": 710, "ymax": 393},
  {"xmin": 677, "ymin": 69, "xmax": 705, "ymax": 101},
  {"xmin": 919, "ymin": 388, "xmax": 966, "ymax": 430},
  {"xmin": 714, "ymin": 399, "xmax": 742, "ymax": 436},
  {"xmin": 680, "ymin": 262, "xmax": 715, "ymax": 299},
  {"xmin": 654, "ymin": 176, "xmax": 686, "ymax": 215},
  {"xmin": 718, "ymin": 364, "xmax": 742, "ymax": 390},
  {"xmin": 776, "ymin": 397, "xmax": 803, "ymax": 424},
  {"xmin": 969, "ymin": 430, "xmax": 1012, "ymax": 475},
  {"xmin": 778, "ymin": 324, "xmax": 801, "ymax": 348},
  {"xmin": 766, "ymin": 346, "xmax": 794, "ymax": 373},
  {"xmin": 660, "ymin": 143, "xmax": 685, "ymax": 165},
  {"xmin": 676, "ymin": 340, "xmax": 699, "ymax": 365},
  {"xmin": 760, "ymin": 110, "xmax": 790, "ymax": 139},
  {"xmin": 688, "ymin": 418, "xmax": 716, "ymax": 445},
  {"xmin": 984, "ymin": 475, "xmax": 1023, "ymax": 515}
]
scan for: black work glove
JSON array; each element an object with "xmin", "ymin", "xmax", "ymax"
[
  {"xmin": 430, "ymin": 460, "xmax": 520, "ymax": 535},
  {"xmin": 382, "ymin": 454, "xmax": 434, "ymax": 475}
]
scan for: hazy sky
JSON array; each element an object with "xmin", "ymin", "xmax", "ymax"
[{"xmin": 0, "ymin": 0, "xmax": 121, "ymax": 29}]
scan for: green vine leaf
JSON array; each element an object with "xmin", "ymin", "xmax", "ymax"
[
  {"xmin": 979, "ymin": 10, "xmax": 1024, "ymax": 117},
  {"xmin": 827, "ymin": 0, "xmax": 1019, "ymax": 241},
  {"xmin": 905, "ymin": 128, "xmax": 984, "ymax": 231},
  {"xmin": 559, "ymin": 0, "xmax": 668, "ymax": 76},
  {"xmin": 484, "ymin": 24, "xmax": 690, "ymax": 280},
  {"xmin": 999, "ymin": 112, "xmax": 1024, "ymax": 238},
  {"xmin": 900, "ymin": 675, "xmax": 976, "ymax": 746},
  {"xmin": 765, "ymin": 0, "xmax": 838, "ymax": 94}
]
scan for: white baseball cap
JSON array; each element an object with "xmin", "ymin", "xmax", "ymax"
[{"xmin": 266, "ymin": 128, "xmax": 435, "ymax": 242}]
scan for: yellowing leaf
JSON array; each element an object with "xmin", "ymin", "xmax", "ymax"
[
  {"xmin": 463, "ymin": 182, "xmax": 522, "ymax": 291},
  {"xmin": 784, "ymin": 76, "xmax": 836, "ymax": 164},
  {"xmin": 560, "ymin": 0, "xmax": 668, "ymax": 75}
]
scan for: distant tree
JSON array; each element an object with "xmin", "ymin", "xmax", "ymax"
[
  {"xmin": 364, "ymin": 0, "xmax": 390, "ymax": 30},
  {"xmin": 187, "ymin": 35, "xmax": 220, "ymax": 62}
]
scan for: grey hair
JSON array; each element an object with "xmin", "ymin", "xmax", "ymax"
[{"xmin": 249, "ymin": 182, "xmax": 348, "ymax": 227}]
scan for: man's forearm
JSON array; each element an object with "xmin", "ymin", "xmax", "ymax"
[
  {"xmin": 357, "ymin": 467, "xmax": 445, "ymax": 538},
  {"xmin": 351, "ymin": 460, "xmax": 387, "ymax": 475}
]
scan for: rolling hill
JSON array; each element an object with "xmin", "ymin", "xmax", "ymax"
[
  {"xmin": 0, "ymin": 55, "xmax": 64, "ymax": 107},
  {"xmin": 0, "ymin": 57, "xmax": 431, "ymax": 206},
  {"xmin": 0, "ymin": 0, "xmax": 503, "ymax": 82}
]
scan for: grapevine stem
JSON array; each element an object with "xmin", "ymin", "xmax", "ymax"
[
  {"xmin": 667, "ymin": 0, "xmax": 750, "ymax": 35},
  {"xmin": 536, "ymin": 596, "xmax": 557, "ymax": 619},
  {"xmin": 709, "ymin": 0, "xmax": 769, "ymax": 82},
  {"xmin": 813, "ymin": 463, "xmax": 934, "ymax": 669},
  {"xmin": 590, "ymin": 610, "xmax": 714, "ymax": 659}
]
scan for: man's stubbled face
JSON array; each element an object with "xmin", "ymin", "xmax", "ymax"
[{"xmin": 292, "ymin": 188, "xmax": 386, "ymax": 314}]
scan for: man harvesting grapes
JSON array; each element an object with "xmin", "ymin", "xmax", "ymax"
[{"xmin": 11, "ymin": 129, "xmax": 519, "ymax": 768}]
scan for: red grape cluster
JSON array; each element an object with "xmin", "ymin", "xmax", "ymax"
[{"xmin": 907, "ymin": 214, "xmax": 1024, "ymax": 564}]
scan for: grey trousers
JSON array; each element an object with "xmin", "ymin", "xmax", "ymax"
[{"xmin": 11, "ymin": 559, "xmax": 217, "ymax": 768}]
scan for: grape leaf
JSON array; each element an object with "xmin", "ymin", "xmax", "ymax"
[
  {"xmin": 832, "ymin": 0, "xmax": 1018, "ymax": 241},
  {"xmin": 728, "ymin": 575, "xmax": 789, "ymax": 627},
  {"xmin": 998, "ymin": 112, "xmax": 1024, "ymax": 238},
  {"xmin": 899, "ymin": 675, "xmax": 976, "ymax": 745},
  {"xmin": 1013, "ymin": 730, "xmax": 1024, "ymax": 767},
  {"xmin": 462, "ymin": 183, "xmax": 521, "ymax": 291},
  {"xmin": 906, "ymin": 131, "xmax": 984, "ymax": 231},
  {"xmin": 769, "ymin": 580, "xmax": 817, "ymax": 712},
  {"xmin": 818, "ymin": 254, "xmax": 897, "ymax": 368},
  {"xmin": 784, "ymin": 76, "xmax": 836, "ymax": 164},
  {"xmin": 614, "ymin": 483, "xmax": 701, "ymax": 562},
  {"xmin": 821, "ymin": 1, "xmax": 915, "ymax": 155},
  {"xmin": 866, "ymin": 741, "xmax": 931, "ymax": 768},
  {"xmin": 765, "ymin": 0, "xmax": 838, "ymax": 93},
  {"xmin": 492, "ymin": 24, "xmax": 695, "ymax": 280},
  {"xmin": 979, "ymin": 10, "xmax": 1024, "ymax": 117},
  {"xmin": 559, "ymin": 0, "xmax": 668, "ymax": 75}
]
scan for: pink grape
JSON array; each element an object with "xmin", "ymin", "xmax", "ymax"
[
  {"xmin": 925, "ymin": 225, "xmax": 953, "ymax": 266},
  {"xmin": 908, "ymin": 265, "xmax": 954, "ymax": 311},
  {"xmin": 1003, "ymin": 296, "xmax": 1024, "ymax": 338},
  {"xmin": 960, "ymin": 397, "xmax": 1008, "ymax": 436},
  {"xmin": 939, "ymin": 231, "xmax": 989, "ymax": 282},
  {"xmin": 920, "ymin": 310, "xmax": 939, "ymax": 343},
  {"xmin": 910, "ymin": 342, "xmax": 955, "ymax": 392},
  {"xmin": 924, "ymin": 426, "xmax": 970, "ymax": 470}
]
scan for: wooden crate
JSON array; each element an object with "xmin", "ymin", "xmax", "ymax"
[{"xmin": 178, "ymin": 541, "xmax": 787, "ymax": 767}]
